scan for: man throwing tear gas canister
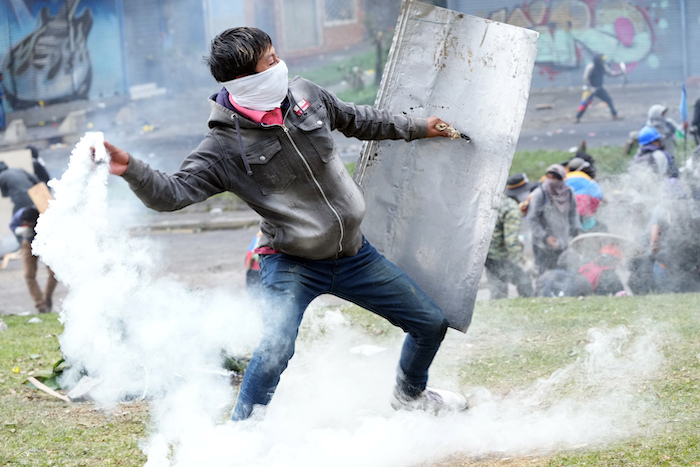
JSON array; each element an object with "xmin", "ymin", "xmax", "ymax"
[{"xmin": 99, "ymin": 27, "xmax": 468, "ymax": 421}]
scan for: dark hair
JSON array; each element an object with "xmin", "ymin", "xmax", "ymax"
[
  {"xmin": 206, "ymin": 27, "xmax": 272, "ymax": 82},
  {"xmin": 26, "ymin": 145, "xmax": 39, "ymax": 160},
  {"xmin": 20, "ymin": 207, "xmax": 40, "ymax": 223}
]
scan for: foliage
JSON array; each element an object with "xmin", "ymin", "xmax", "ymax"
[
  {"xmin": 336, "ymin": 83, "xmax": 380, "ymax": 106},
  {"xmin": 290, "ymin": 50, "xmax": 381, "ymax": 88},
  {"xmin": 510, "ymin": 146, "xmax": 631, "ymax": 182}
]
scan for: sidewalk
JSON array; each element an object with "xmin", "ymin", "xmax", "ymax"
[{"xmin": 136, "ymin": 208, "xmax": 260, "ymax": 233}]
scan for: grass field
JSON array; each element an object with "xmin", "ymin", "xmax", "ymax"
[{"xmin": 2, "ymin": 292, "xmax": 699, "ymax": 466}]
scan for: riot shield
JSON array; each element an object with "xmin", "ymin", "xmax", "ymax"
[{"xmin": 355, "ymin": 1, "xmax": 538, "ymax": 331}]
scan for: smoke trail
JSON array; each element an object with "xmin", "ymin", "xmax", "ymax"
[
  {"xmin": 33, "ymin": 133, "xmax": 663, "ymax": 466},
  {"xmin": 33, "ymin": 132, "xmax": 262, "ymax": 403}
]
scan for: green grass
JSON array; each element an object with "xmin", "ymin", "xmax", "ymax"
[
  {"xmin": 336, "ymin": 83, "xmax": 380, "ymax": 106},
  {"xmin": 0, "ymin": 314, "xmax": 148, "ymax": 466},
  {"xmin": 2, "ymin": 294, "xmax": 700, "ymax": 464},
  {"xmin": 291, "ymin": 49, "xmax": 388, "ymax": 88},
  {"xmin": 510, "ymin": 146, "xmax": 632, "ymax": 183},
  {"xmin": 343, "ymin": 294, "xmax": 700, "ymax": 465}
]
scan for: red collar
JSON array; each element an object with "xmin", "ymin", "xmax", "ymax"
[{"xmin": 229, "ymin": 95, "xmax": 283, "ymax": 125}]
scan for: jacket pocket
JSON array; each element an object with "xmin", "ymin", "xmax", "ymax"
[
  {"xmin": 246, "ymin": 138, "xmax": 296, "ymax": 195},
  {"xmin": 294, "ymin": 101, "xmax": 335, "ymax": 163}
]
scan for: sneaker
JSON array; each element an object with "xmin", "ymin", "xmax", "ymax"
[{"xmin": 391, "ymin": 386, "xmax": 468, "ymax": 415}]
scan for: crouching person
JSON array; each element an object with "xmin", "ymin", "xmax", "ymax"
[
  {"xmin": 484, "ymin": 192, "xmax": 533, "ymax": 299},
  {"xmin": 101, "ymin": 27, "xmax": 468, "ymax": 420}
]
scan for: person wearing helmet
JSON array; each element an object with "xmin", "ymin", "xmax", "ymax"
[
  {"xmin": 630, "ymin": 126, "xmax": 679, "ymax": 178},
  {"xmin": 574, "ymin": 54, "xmax": 624, "ymax": 123},
  {"xmin": 645, "ymin": 104, "xmax": 686, "ymax": 161}
]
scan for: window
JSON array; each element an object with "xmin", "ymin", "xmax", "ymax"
[{"xmin": 324, "ymin": 0, "xmax": 357, "ymax": 24}]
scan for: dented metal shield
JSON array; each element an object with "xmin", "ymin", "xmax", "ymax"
[{"xmin": 355, "ymin": 2, "xmax": 538, "ymax": 331}]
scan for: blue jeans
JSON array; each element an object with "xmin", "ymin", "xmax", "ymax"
[{"xmin": 231, "ymin": 237, "xmax": 448, "ymax": 420}]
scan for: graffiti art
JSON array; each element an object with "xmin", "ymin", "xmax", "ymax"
[
  {"xmin": 489, "ymin": 0, "xmax": 654, "ymax": 77},
  {"xmin": 1, "ymin": 0, "xmax": 93, "ymax": 109}
]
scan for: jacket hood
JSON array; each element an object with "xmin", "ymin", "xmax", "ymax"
[
  {"xmin": 647, "ymin": 104, "xmax": 667, "ymax": 123},
  {"xmin": 207, "ymin": 87, "xmax": 269, "ymax": 131},
  {"xmin": 0, "ymin": 161, "xmax": 8, "ymax": 173},
  {"xmin": 593, "ymin": 54, "xmax": 605, "ymax": 68}
]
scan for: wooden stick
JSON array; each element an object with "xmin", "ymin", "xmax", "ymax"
[{"xmin": 27, "ymin": 376, "xmax": 71, "ymax": 403}]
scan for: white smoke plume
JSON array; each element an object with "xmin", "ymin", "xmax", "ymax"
[{"xmin": 34, "ymin": 133, "xmax": 664, "ymax": 466}]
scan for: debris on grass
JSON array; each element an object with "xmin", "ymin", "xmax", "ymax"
[{"xmin": 26, "ymin": 376, "xmax": 70, "ymax": 403}]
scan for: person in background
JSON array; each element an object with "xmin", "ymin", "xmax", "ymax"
[
  {"xmin": 100, "ymin": 27, "xmax": 468, "ymax": 421},
  {"xmin": 26, "ymin": 146, "xmax": 51, "ymax": 184},
  {"xmin": 0, "ymin": 161, "xmax": 40, "ymax": 214},
  {"xmin": 484, "ymin": 188, "xmax": 533, "ymax": 300},
  {"xmin": 244, "ymin": 231, "xmax": 262, "ymax": 291},
  {"xmin": 504, "ymin": 172, "xmax": 537, "ymax": 204},
  {"xmin": 527, "ymin": 164, "xmax": 581, "ymax": 275},
  {"xmin": 645, "ymin": 104, "xmax": 686, "ymax": 161},
  {"xmin": 574, "ymin": 54, "xmax": 624, "ymax": 123},
  {"xmin": 577, "ymin": 244, "xmax": 626, "ymax": 296},
  {"xmin": 648, "ymin": 189, "xmax": 700, "ymax": 294},
  {"xmin": 9, "ymin": 206, "xmax": 58, "ymax": 313},
  {"xmin": 565, "ymin": 157, "xmax": 604, "ymax": 232},
  {"xmin": 630, "ymin": 126, "xmax": 679, "ymax": 179},
  {"xmin": 566, "ymin": 140, "xmax": 597, "ymax": 179},
  {"xmin": 505, "ymin": 173, "xmax": 539, "ymax": 217}
]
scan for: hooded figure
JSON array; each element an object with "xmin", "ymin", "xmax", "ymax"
[
  {"xmin": 645, "ymin": 104, "xmax": 683, "ymax": 160},
  {"xmin": 0, "ymin": 161, "xmax": 40, "ymax": 213},
  {"xmin": 527, "ymin": 164, "xmax": 581, "ymax": 274},
  {"xmin": 575, "ymin": 53, "xmax": 623, "ymax": 123},
  {"xmin": 631, "ymin": 126, "xmax": 679, "ymax": 178},
  {"xmin": 97, "ymin": 27, "xmax": 469, "ymax": 421}
]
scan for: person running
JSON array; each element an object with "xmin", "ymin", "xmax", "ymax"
[{"xmin": 574, "ymin": 54, "xmax": 624, "ymax": 123}]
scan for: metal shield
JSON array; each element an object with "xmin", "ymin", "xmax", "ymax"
[{"xmin": 355, "ymin": 1, "xmax": 538, "ymax": 331}]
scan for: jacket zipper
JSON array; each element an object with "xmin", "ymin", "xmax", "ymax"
[{"xmin": 281, "ymin": 124, "xmax": 345, "ymax": 256}]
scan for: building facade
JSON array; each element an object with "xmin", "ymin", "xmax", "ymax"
[{"xmin": 0, "ymin": 0, "xmax": 364, "ymax": 111}]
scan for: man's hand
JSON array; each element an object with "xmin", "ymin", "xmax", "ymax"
[
  {"xmin": 427, "ymin": 116, "xmax": 453, "ymax": 138},
  {"xmin": 545, "ymin": 236, "xmax": 559, "ymax": 249},
  {"xmin": 104, "ymin": 141, "xmax": 130, "ymax": 176}
]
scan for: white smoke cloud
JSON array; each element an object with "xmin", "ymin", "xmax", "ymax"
[{"xmin": 33, "ymin": 133, "xmax": 664, "ymax": 466}]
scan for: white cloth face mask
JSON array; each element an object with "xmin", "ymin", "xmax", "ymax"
[{"xmin": 223, "ymin": 60, "xmax": 289, "ymax": 111}]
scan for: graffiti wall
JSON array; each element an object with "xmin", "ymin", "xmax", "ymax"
[
  {"xmin": 0, "ymin": 0, "xmax": 126, "ymax": 110},
  {"xmin": 448, "ymin": 0, "xmax": 697, "ymax": 87}
]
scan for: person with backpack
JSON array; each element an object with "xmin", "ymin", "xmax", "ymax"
[
  {"xmin": 630, "ymin": 126, "xmax": 679, "ymax": 179},
  {"xmin": 9, "ymin": 206, "xmax": 59, "ymax": 313},
  {"xmin": 645, "ymin": 104, "xmax": 685, "ymax": 161},
  {"xmin": 527, "ymin": 164, "xmax": 581, "ymax": 275},
  {"xmin": 565, "ymin": 157, "xmax": 604, "ymax": 232},
  {"xmin": 484, "ymin": 191, "xmax": 533, "ymax": 300}
]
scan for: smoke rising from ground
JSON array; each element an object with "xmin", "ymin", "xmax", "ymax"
[{"xmin": 34, "ymin": 133, "xmax": 664, "ymax": 466}]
